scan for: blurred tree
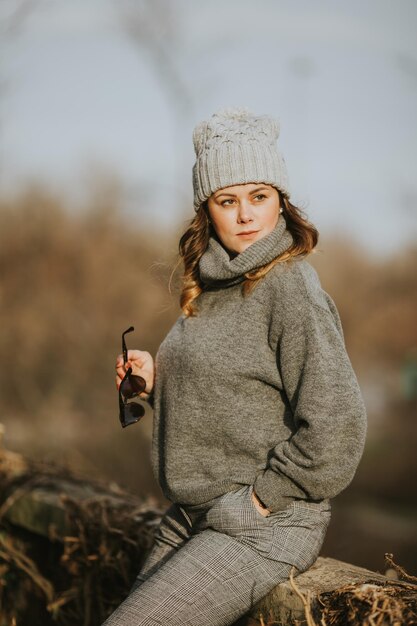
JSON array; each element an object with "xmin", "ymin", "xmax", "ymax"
[
  {"xmin": 117, "ymin": 0, "xmax": 193, "ymax": 213},
  {"xmin": 0, "ymin": 180, "xmax": 416, "ymax": 573},
  {"xmin": 0, "ymin": 0, "xmax": 41, "ymax": 177},
  {"xmin": 0, "ymin": 180, "xmax": 181, "ymax": 497}
]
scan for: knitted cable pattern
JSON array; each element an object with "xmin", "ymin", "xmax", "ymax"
[{"xmin": 193, "ymin": 108, "xmax": 280, "ymax": 155}]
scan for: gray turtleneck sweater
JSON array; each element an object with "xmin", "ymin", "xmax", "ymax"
[{"xmin": 148, "ymin": 216, "xmax": 367, "ymax": 513}]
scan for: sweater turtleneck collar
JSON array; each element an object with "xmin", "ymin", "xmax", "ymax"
[{"xmin": 198, "ymin": 215, "xmax": 294, "ymax": 287}]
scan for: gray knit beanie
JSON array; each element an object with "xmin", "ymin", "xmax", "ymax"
[{"xmin": 192, "ymin": 107, "xmax": 290, "ymax": 212}]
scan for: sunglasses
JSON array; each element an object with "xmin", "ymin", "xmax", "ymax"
[{"xmin": 119, "ymin": 326, "xmax": 147, "ymax": 428}]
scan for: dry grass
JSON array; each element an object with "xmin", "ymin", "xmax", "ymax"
[
  {"xmin": 0, "ymin": 450, "xmax": 163, "ymax": 625},
  {"xmin": 282, "ymin": 555, "xmax": 417, "ymax": 626}
]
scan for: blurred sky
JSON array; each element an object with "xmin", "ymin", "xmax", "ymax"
[{"xmin": 1, "ymin": 0, "xmax": 417, "ymax": 256}]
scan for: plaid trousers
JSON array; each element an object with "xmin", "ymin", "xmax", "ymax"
[{"xmin": 102, "ymin": 485, "xmax": 331, "ymax": 626}]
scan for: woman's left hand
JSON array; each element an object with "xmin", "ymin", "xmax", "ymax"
[{"xmin": 251, "ymin": 489, "xmax": 271, "ymax": 517}]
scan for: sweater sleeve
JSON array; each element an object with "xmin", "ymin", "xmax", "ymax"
[{"xmin": 253, "ymin": 272, "xmax": 367, "ymax": 513}]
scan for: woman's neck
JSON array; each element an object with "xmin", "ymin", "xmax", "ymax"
[{"xmin": 199, "ymin": 216, "xmax": 293, "ymax": 287}]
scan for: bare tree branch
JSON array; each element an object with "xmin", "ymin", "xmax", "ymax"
[
  {"xmin": 0, "ymin": 0, "xmax": 39, "ymax": 40},
  {"xmin": 117, "ymin": 0, "xmax": 192, "ymax": 122}
]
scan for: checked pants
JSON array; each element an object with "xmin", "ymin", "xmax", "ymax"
[{"xmin": 102, "ymin": 484, "xmax": 331, "ymax": 626}]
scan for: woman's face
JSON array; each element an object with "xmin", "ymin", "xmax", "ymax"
[{"xmin": 207, "ymin": 183, "xmax": 281, "ymax": 257}]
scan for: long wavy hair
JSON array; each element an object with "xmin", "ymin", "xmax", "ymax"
[{"xmin": 172, "ymin": 189, "xmax": 318, "ymax": 318}]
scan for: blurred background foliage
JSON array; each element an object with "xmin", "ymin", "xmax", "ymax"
[{"xmin": 0, "ymin": 180, "xmax": 416, "ymax": 574}]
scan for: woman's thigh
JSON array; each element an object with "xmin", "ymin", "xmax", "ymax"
[
  {"xmin": 203, "ymin": 484, "xmax": 331, "ymax": 572},
  {"xmin": 103, "ymin": 527, "xmax": 294, "ymax": 626},
  {"xmin": 103, "ymin": 486, "xmax": 331, "ymax": 626}
]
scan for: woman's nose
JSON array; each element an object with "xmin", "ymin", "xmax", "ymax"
[{"xmin": 237, "ymin": 200, "xmax": 254, "ymax": 222}]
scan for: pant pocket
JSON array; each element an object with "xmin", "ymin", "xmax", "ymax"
[
  {"xmin": 268, "ymin": 500, "xmax": 331, "ymax": 571},
  {"xmin": 204, "ymin": 485, "xmax": 274, "ymax": 557}
]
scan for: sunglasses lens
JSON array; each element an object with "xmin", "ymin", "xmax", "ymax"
[
  {"xmin": 120, "ymin": 373, "xmax": 146, "ymax": 400},
  {"xmin": 120, "ymin": 401, "xmax": 145, "ymax": 428},
  {"xmin": 130, "ymin": 375, "xmax": 146, "ymax": 393}
]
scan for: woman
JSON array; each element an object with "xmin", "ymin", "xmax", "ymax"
[{"xmin": 107, "ymin": 108, "xmax": 367, "ymax": 626}]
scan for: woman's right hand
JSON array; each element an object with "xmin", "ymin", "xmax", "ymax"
[{"xmin": 115, "ymin": 350, "xmax": 155, "ymax": 399}]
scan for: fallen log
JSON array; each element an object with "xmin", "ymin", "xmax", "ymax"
[
  {"xmin": 250, "ymin": 556, "xmax": 417, "ymax": 625},
  {"xmin": 0, "ymin": 445, "xmax": 415, "ymax": 625}
]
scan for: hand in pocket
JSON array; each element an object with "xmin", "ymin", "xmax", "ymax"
[{"xmin": 250, "ymin": 487, "xmax": 271, "ymax": 518}]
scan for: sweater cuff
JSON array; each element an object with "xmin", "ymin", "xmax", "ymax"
[{"xmin": 253, "ymin": 468, "xmax": 305, "ymax": 513}]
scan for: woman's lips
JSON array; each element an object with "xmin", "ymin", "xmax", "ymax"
[{"xmin": 236, "ymin": 230, "xmax": 259, "ymax": 238}]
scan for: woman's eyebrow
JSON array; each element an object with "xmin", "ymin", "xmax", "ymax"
[{"xmin": 215, "ymin": 186, "xmax": 270, "ymax": 199}]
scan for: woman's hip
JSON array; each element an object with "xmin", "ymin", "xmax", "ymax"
[{"xmin": 182, "ymin": 484, "xmax": 331, "ymax": 572}]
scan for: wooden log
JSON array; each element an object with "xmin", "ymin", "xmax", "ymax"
[
  {"xmin": 2, "ymin": 479, "xmax": 401, "ymax": 625},
  {"xmin": 3, "ymin": 481, "xmax": 111, "ymax": 537},
  {"xmin": 1, "ymin": 446, "xmax": 415, "ymax": 625},
  {"xmin": 250, "ymin": 555, "xmax": 390, "ymax": 624}
]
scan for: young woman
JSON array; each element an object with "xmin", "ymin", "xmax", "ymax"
[{"xmin": 107, "ymin": 108, "xmax": 367, "ymax": 626}]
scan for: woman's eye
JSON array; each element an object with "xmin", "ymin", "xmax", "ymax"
[
  {"xmin": 221, "ymin": 199, "xmax": 235, "ymax": 206},
  {"xmin": 254, "ymin": 194, "xmax": 266, "ymax": 201}
]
